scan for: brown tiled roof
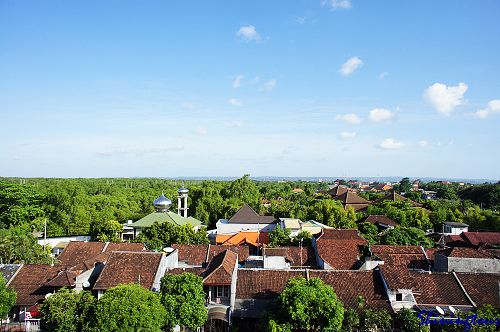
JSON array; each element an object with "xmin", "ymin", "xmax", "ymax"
[
  {"xmin": 172, "ymin": 244, "xmax": 210, "ymax": 266},
  {"xmin": 363, "ymin": 215, "xmax": 398, "ymax": 227},
  {"xmin": 439, "ymin": 247, "xmax": 495, "ymax": 259},
  {"xmin": 333, "ymin": 192, "xmax": 371, "ymax": 211},
  {"xmin": 327, "ymin": 185, "xmax": 348, "ymax": 197},
  {"xmin": 236, "ymin": 269, "xmax": 306, "ymax": 299},
  {"xmin": 209, "ymin": 245, "xmax": 250, "ymax": 264},
  {"xmin": 409, "ymin": 272, "xmax": 471, "ymax": 306},
  {"xmin": 263, "ymin": 247, "xmax": 317, "ymax": 267},
  {"xmin": 371, "ymin": 245, "xmax": 429, "ymax": 270},
  {"xmin": 455, "ymin": 273, "xmax": 500, "ymax": 308},
  {"xmin": 8, "ymin": 265, "xmax": 65, "ymax": 306},
  {"xmin": 229, "ymin": 204, "xmax": 277, "ymax": 224},
  {"xmin": 373, "ymin": 191, "xmax": 422, "ymax": 207},
  {"xmin": 309, "ymin": 270, "xmax": 391, "ymax": 311},
  {"xmin": 203, "ymin": 250, "xmax": 237, "ymax": 285},
  {"xmin": 106, "ymin": 242, "xmax": 145, "ymax": 252},
  {"xmin": 316, "ymin": 229, "xmax": 367, "ymax": 270},
  {"xmin": 93, "ymin": 252, "xmax": 163, "ymax": 290},
  {"xmin": 57, "ymin": 242, "xmax": 106, "ymax": 266},
  {"xmin": 44, "ymin": 269, "xmax": 81, "ymax": 287},
  {"xmin": 461, "ymin": 232, "xmax": 500, "ymax": 247}
]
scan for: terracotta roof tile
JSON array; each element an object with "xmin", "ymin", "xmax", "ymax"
[
  {"xmin": 327, "ymin": 185, "xmax": 348, "ymax": 197},
  {"xmin": 455, "ymin": 273, "xmax": 500, "ymax": 307},
  {"xmin": 235, "ymin": 269, "xmax": 306, "ymax": 299},
  {"xmin": 93, "ymin": 252, "xmax": 163, "ymax": 290},
  {"xmin": 363, "ymin": 215, "xmax": 398, "ymax": 227},
  {"xmin": 105, "ymin": 242, "xmax": 145, "ymax": 252},
  {"xmin": 217, "ymin": 232, "xmax": 269, "ymax": 246},
  {"xmin": 316, "ymin": 229, "xmax": 368, "ymax": 269},
  {"xmin": 203, "ymin": 250, "xmax": 237, "ymax": 285},
  {"xmin": 57, "ymin": 242, "xmax": 106, "ymax": 266},
  {"xmin": 439, "ymin": 247, "xmax": 496, "ymax": 259},
  {"xmin": 333, "ymin": 192, "xmax": 371, "ymax": 211},
  {"xmin": 172, "ymin": 244, "xmax": 210, "ymax": 266},
  {"xmin": 8, "ymin": 265, "xmax": 65, "ymax": 306},
  {"xmin": 409, "ymin": 272, "xmax": 471, "ymax": 306},
  {"xmin": 263, "ymin": 247, "xmax": 317, "ymax": 267},
  {"xmin": 209, "ymin": 245, "xmax": 250, "ymax": 264},
  {"xmin": 461, "ymin": 232, "xmax": 500, "ymax": 247}
]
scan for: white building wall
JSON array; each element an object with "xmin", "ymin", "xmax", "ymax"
[{"xmin": 216, "ymin": 220, "xmax": 277, "ymax": 234}]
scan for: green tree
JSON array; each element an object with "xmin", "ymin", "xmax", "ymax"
[
  {"xmin": 0, "ymin": 181, "xmax": 45, "ymax": 230},
  {"xmin": 90, "ymin": 219, "xmax": 123, "ymax": 242},
  {"xmin": 160, "ymin": 273, "xmax": 208, "ymax": 330},
  {"xmin": 0, "ymin": 228, "xmax": 52, "ymax": 264},
  {"xmin": 380, "ymin": 226, "xmax": 433, "ymax": 248},
  {"xmin": 0, "ymin": 275, "xmax": 16, "ymax": 325},
  {"xmin": 269, "ymin": 226, "xmax": 292, "ymax": 247},
  {"xmin": 357, "ymin": 222, "xmax": 380, "ymax": 244},
  {"xmin": 270, "ymin": 277, "xmax": 344, "ymax": 331},
  {"xmin": 399, "ymin": 177, "xmax": 412, "ymax": 193},
  {"xmin": 308, "ymin": 200, "xmax": 357, "ymax": 229},
  {"xmin": 136, "ymin": 222, "xmax": 208, "ymax": 250},
  {"xmin": 394, "ymin": 308, "xmax": 430, "ymax": 332},
  {"xmin": 40, "ymin": 288, "xmax": 96, "ymax": 332},
  {"xmin": 95, "ymin": 284, "xmax": 166, "ymax": 332}
]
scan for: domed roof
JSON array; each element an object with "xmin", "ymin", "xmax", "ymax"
[
  {"xmin": 153, "ymin": 193, "xmax": 172, "ymax": 211},
  {"xmin": 178, "ymin": 186, "xmax": 189, "ymax": 194}
]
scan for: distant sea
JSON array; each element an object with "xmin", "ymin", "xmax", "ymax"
[{"xmin": 165, "ymin": 176, "xmax": 497, "ymax": 184}]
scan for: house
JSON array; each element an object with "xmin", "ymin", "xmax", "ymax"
[
  {"xmin": 326, "ymin": 185, "xmax": 348, "ymax": 197},
  {"xmin": 215, "ymin": 204, "xmax": 278, "ymax": 235},
  {"xmin": 171, "ymin": 244, "xmax": 250, "ymax": 266},
  {"xmin": 130, "ymin": 193, "xmax": 203, "ymax": 238},
  {"xmin": 454, "ymin": 273, "xmax": 500, "ymax": 308},
  {"xmin": 279, "ymin": 218, "xmax": 328, "ymax": 236},
  {"xmin": 443, "ymin": 221, "xmax": 469, "ymax": 235},
  {"xmin": 361, "ymin": 215, "xmax": 398, "ymax": 230},
  {"xmin": 444, "ymin": 231, "xmax": 500, "ymax": 248},
  {"xmin": 216, "ymin": 231, "xmax": 270, "ymax": 247},
  {"xmin": 262, "ymin": 247, "xmax": 317, "ymax": 269},
  {"xmin": 333, "ymin": 191, "xmax": 371, "ymax": 212},
  {"xmin": 433, "ymin": 247, "xmax": 500, "ymax": 273},
  {"xmin": 373, "ymin": 190, "xmax": 423, "ymax": 208},
  {"xmin": 313, "ymin": 229, "xmax": 368, "ymax": 270}
]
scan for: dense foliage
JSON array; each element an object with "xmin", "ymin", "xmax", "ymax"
[
  {"xmin": 160, "ymin": 272, "xmax": 208, "ymax": 330},
  {"xmin": 0, "ymin": 227, "xmax": 52, "ymax": 264},
  {"xmin": 40, "ymin": 288, "xmax": 96, "ymax": 332},
  {"xmin": 95, "ymin": 284, "xmax": 166, "ymax": 332},
  {"xmin": 269, "ymin": 277, "xmax": 344, "ymax": 331},
  {"xmin": 0, "ymin": 275, "xmax": 16, "ymax": 322},
  {"xmin": 136, "ymin": 222, "xmax": 209, "ymax": 250}
]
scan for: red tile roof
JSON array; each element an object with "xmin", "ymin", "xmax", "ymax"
[
  {"xmin": 235, "ymin": 269, "xmax": 306, "ymax": 299},
  {"xmin": 106, "ymin": 242, "xmax": 145, "ymax": 252},
  {"xmin": 363, "ymin": 215, "xmax": 398, "ymax": 227},
  {"xmin": 209, "ymin": 245, "xmax": 250, "ymax": 264},
  {"xmin": 455, "ymin": 273, "xmax": 500, "ymax": 308},
  {"xmin": 263, "ymin": 247, "xmax": 317, "ymax": 267},
  {"xmin": 57, "ymin": 242, "xmax": 106, "ymax": 266},
  {"xmin": 412, "ymin": 272, "xmax": 471, "ymax": 306},
  {"xmin": 309, "ymin": 270, "xmax": 391, "ymax": 311},
  {"xmin": 371, "ymin": 245, "xmax": 429, "ymax": 271},
  {"xmin": 316, "ymin": 229, "xmax": 368, "ymax": 269},
  {"xmin": 461, "ymin": 232, "xmax": 500, "ymax": 247},
  {"xmin": 8, "ymin": 265, "xmax": 65, "ymax": 306},
  {"xmin": 438, "ymin": 247, "xmax": 496, "ymax": 259},
  {"xmin": 172, "ymin": 244, "xmax": 251, "ymax": 266},
  {"xmin": 203, "ymin": 250, "xmax": 237, "ymax": 285},
  {"xmin": 93, "ymin": 252, "xmax": 163, "ymax": 290}
]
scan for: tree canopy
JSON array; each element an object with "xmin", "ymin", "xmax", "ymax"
[{"xmin": 0, "ymin": 275, "xmax": 16, "ymax": 321}]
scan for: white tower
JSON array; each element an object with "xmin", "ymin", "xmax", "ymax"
[{"xmin": 177, "ymin": 186, "xmax": 189, "ymax": 218}]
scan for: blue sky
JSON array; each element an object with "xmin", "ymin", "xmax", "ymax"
[{"xmin": 1, "ymin": 0, "xmax": 499, "ymax": 179}]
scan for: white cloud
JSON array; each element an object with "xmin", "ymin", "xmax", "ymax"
[
  {"xmin": 196, "ymin": 127, "xmax": 208, "ymax": 136},
  {"xmin": 379, "ymin": 138, "xmax": 405, "ymax": 150},
  {"xmin": 233, "ymin": 75, "xmax": 244, "ymax": 88},
  {"xmin": 379, "ymin": 72, "xmax": 388, "ymax": 80},
  {"xmin": 474, "ymin": 99, "xmax": 500, "ymax": 119},
  {"xmin": 295, "ymin": 16, "xmax": 306, "ymax": 24},
  {"xmin": 181, "ymin": 101, "xmax": 195, "ymax": 110},
  {"xmin": 339, "ymin": 131, "xmax": 356, "ymax": 139},
  {"xmin": 228, "ymin": 98, "xmax": 243, "ymax": 107},
  {"xmin": 322, "ymin": 0, "xmax": 352, "ymax": 10},
  {"xmin": 369, "ymin": 108, "xmax": 395, "ymax": 122},
  {"xmin": 339, "ymin": 56, "xmax": 363, "ymax": 76},
  {"xmin": 264, "ymin": 79, "xmax": 277, "ymax": 91},
  {"xmin": 335, "ymin": 113, "xmax": 361, "ymax": 124},
  {"xmin": 224, "ymin": 121, "xmax": 243, "ymax": 128},
  {"xmin": 97, "ymin": 146, "xmax": 184, "ymax": 157},
  {"xmin": 424, "ymin": 82, "xmax": 468, "ymax": 116},
  {"xmin": 237, "ymin": 25, "xmax": 261, "ymax": 42},
  {"xmin": 418, "ymin": 140, "xmax": 429, "ymax": 147}
]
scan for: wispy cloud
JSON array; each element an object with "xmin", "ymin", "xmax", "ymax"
[
  {"xmin": 228, "ymin": 98, "xmax": 243, "ymax": 107},
  {"xmin": 369, "ymin": 108, "xmax": 395, "ymax": 122},
  {"xmin": 223, "ymin": 121, "xmax": 243, "ymax": 128},
  {"xmin": 424, "ymin": 82, "xmax": 468, "ymax": 116},
  {"xmin": 233, "ymin": 75, "xmax": 244, "ymax": 88},
  {"xmin": 474, "ymin": 99, "xmax": 500, "ymax": 119},
  {"xmin": 97, "ymin": 146, "xmax": 184, "ymax": 157},
  {"xmin": 379, "ymin": 138, "xmax": 404, "ymax": 150},
  {"xmin": 379, "ymin": 72, "xmax": 388, "ymax": 80},
  {"xmin": 196, "ymin": 127, "xmax": 208, "ymax": 136},
  {"xmin": 339, "ymin": 131, "xmax": 356, "ymax": 139},
  {"xmin": 237, "ymin": 25, "xmax": 261, "ymax": 42},
  {"xmin": 339, "ymin": 56, "xmax": 363, "ymax": 76},
  {"xmin": 418, "ymin": 140, "xmax": 429, "ymax": 148},
  {"xmin": 335, "ymin": 113, "xmax": 361, "ymax": 124},
  {"xmin": 264, "ymin": 79, "xmax": 277, "ymax": 91},
  {"xmin": 322, "ymin": 0, "xmax": 352, "ymax": 10}
]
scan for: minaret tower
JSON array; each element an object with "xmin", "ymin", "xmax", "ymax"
[{"xmin": 177, "ymin": 185, "xmax": 189, "ymax": 218}]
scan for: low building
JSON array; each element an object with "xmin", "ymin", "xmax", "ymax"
[
  {"xmin": 434, "ymin": 247, "xmax": 500, "ymax": 273},
  {"xmin": 443, "ymin": 222, "xmax": 469, "ymax": 235},
  {"xmin": 215, "ymin": 204, "xmax": 277, "ymax": 235},
  {"xmin": 313, "ymin": 229, "xmax": 368, "ymax": 270},
  {"xmin": 361, "ymin": 215, "xmax": 398, "ymax": 230}
]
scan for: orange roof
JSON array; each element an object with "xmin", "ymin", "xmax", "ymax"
[{"xmin": 216, "ymin": 232, "xmax": 269, "ymax": 246}]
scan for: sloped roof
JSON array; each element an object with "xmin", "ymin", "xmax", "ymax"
[
  {"xmin": 327, "ymin": 185, "xmax": 348, "ymax": 197},
  {"xmin": 228, "ymin": 204, "xmax": 277, "ymax": 224},
  {"xmin": 236, "ymin": 269, "xmax": 306, "ymax": 299},
  {"xmin": 333, "ymin": 192, "xmax": 371, "ymax": 211},
  {"xmin": 0, "ymin": 264, "xmax": 22, "ymax": 284},
  {"xmin": 373, "ymin": 190, "xmax": 422, "ymax": 207},
  {"xmin": 438, "ymin": 247, "xmax": 497, "ymax": 259},
  {"xmin": 309, "ymin": 270, "xmax": 391, "ymax": 311},
  {"xmin": 263, "ymin": 247, "xmax": 317, "ymax": 267},
  {"xmin": 461, "ymin": 232, "xmax": 500, "ymax": 247},
  {"xmin": 409, "ymin": 272, "xmax": 471, "ymax": 306},
  {"xmin": 216, "ymin": 232, "xmax": 269, "ymax": 246},
  {"xmin": 131, "ymin": 211, "xmax": 202, "ymax": 228},
  {"xmin": 93, "ymin": 251, "xmax": 163, "ymax": 290},
  {"xmin": 209, "ymin": 245, "xmax": 250, "ymax": 265},
  {"xmin": 372, "ymin": 245, "xmax": 430, "ymax": 273},
  {"xmin": 203, "ymin": 250, "xmax": 237, "ymax": 285},
  {"xmin": 8, "ymin": 264, "xmax": 65, "ymax": 305},
  {"xmin": 57, "ymin": 242, "xmax": 106, "ymax": 266},
  {"xmin": 455, "ymin": 272, "xmax": 500, "ymax": 307},
  {"xmin": 172, "ymin": 244, "xmax": 251, "ymax": 266},
  {"xmin": 44, "ymin": 269, "xmax": 81, "ymax": 287},
  {"xmin": 363, "ymin": 215, "xmax": 398, "ymax": 227},
  {"xmin": 316, "ymin": 229, "xmax": 368, "ymax": 269}
]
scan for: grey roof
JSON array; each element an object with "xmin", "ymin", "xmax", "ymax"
[
  {"xmin": 229, "ymin": 204, "xmax": 277, "ymax": 224},
  {"xmin": 0, "ymin": 264, "xmax": 22, "ymax": 284},
  {"xmin": 444, "ymin": 222, "xmax": 469, "ymax": 227}
]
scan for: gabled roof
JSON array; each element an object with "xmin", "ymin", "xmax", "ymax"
[
  {"xmin": 263, "ymin": 247, "xmax": 317, "ymax": 267},
  {"xmin": 8, "ymin": 264, "xmax": 66, "ymax": 306},
  {"xmin": 93, "ymin": 251, "xmax": 163, "ymax": 290},
  {"xmin": 333, "ymin": 192, "xmax": 371, "ymax": 211},
  {"xmin": 203, "ymin": 250, "xmax": 237, "ymax": 285},
  {"xmin": 460, "ymin": 232, "xmax": 500, "ymax": 247},
  {"xmin": 0, "ymin": 264, "xmax": 22, "ymax": 284},
  {"xmin": 455, "ymin": 272, "xmax": 500, "ymax": 308},
  {"xmin": 362, "ymin": 215, "xmax": 398, "ymax": 227},
  {"xmin": 316, "ymin": 229, "xmax": 368, "ymax": 269},
  {"xmin": 371, "ymin": 245, "xmax": 429, "ymax": 272},
  {"xmin": 327, "ymin": 185, "xmax": 348, "ymax": 197},
  {"xmin": 438, "ymin": 247, "xmax": 497, "ymax": 259},
  {"xmin": 228, "ymin": 204, "xmax": 277, "ymax": 224},
  {"xmin": 172, "ymin": 244, "xmax": 251, "ymax": 266},
  {"xmin": 44, "ymin": 269, "xmax": 81, "ymax": 287},
  {"xmin": 131, "ymin": 211, "xmax": 202, "ymax": 228},
  {"xmin": 373, "ymin": 190, "xmax": 422, "ymax": 207},
  {"xmin": 309, "ymin": 270, "xmax": 391, "ymax": 311},
  {"xmin": 408, "ymin": 272, "xmax": 471, "ymax": 306}
]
